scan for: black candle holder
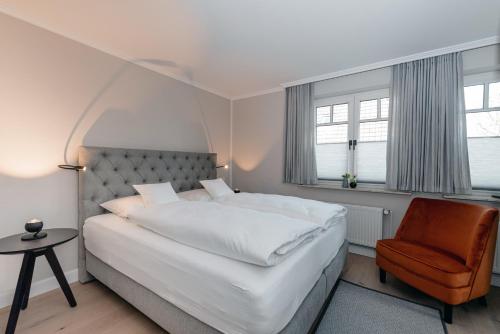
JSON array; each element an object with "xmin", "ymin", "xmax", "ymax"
[{"xmin": 21, "ymin": 219, "xmax": 48, "ymax": 241}]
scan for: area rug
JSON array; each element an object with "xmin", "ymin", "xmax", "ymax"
[{"xmin": 315, "ymin": 280, "xmax": 447, "ymax": 334}]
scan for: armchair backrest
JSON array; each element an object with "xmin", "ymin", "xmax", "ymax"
[{"xmin": 395, "ymin": 198, "xmax": 498, "ymax": 267}]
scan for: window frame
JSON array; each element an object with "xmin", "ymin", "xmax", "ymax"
[
  {"xmin": 314, "ymin": 88, "xmax": 390, "ymax": 183},
  {"xmin": 464, "ymin": 71, "xmax": 500, "ymax": 113},
  {"xmin": 464, "ymin": 71, "xmax": 500, "ymax": 191}
]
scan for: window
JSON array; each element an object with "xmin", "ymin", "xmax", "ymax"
[
  {"xmin": 464, "ymin": 75, "xmax": 500, "ymax": 190},
  {"xmin": 315, "ymin": 89, "xmax": 389, "ymax": 183}
]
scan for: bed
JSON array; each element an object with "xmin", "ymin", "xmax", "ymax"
[{"xmin": 78, "ymin": 146, "xmax": 348, "ymax": 334}]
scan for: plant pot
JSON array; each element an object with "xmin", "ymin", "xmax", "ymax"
[
  {"xmin": 349, "ymin": 181, "xmax": 357, "ymax": 189},
  {"xmin": 342, "ymin": 178, "xmax": 349, "ymax": 188}
]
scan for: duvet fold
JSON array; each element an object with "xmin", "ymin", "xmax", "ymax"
[
  {"xmin": 128, "ymin": 201, "xmax": 321, "ymax": 266},
  {"xmin": 215, "ymin": 192, "xmax": 347, "ymax": 229}
]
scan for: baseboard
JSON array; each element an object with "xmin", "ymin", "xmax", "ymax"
[
  {"xmin": 348, "ymin": 244, "xmax": 376, "ymax": 258},
  {"xmin": 491, "ymin": 273, "xmax": 500, "ymax": 287},
  {"xmin": 0, "ymin": 269, "xmax": 78, "ymax": 309}
]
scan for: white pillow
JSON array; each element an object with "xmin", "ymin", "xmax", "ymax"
[
  {"xmin": 200, "ymin": 178, "xmax": 234, "ymax": 199},
  {"xmin": 100, "ymin": 195, "xmax": 144, "ymax": 218},
  {"xmin": 133, "ymin": 182, "xmax": 179, "ymax": 207},
  {"xmin": 177, "ymin": 189, "xmax": 212, "ymax": 202}
]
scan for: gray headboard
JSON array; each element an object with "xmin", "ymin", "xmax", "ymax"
[{"xmin": 77, "ymin": 146, "xmax": 217, "ymax": 282}]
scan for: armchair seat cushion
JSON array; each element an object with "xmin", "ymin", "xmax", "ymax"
[{"xmin": 377, "ymin": 239, "xmax": 472, "ymax": 288}]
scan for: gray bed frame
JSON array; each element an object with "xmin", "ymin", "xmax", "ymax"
[{"xmin": 78, "ymin": 146, "xmax": 347, "ymax": 334}]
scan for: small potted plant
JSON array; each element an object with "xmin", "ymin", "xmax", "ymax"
[
  {"xmin": 341, "ymin": 173, "xmax": 351, "ymax": 188},
  {"xmin": 349, "ymin": 175, "xmax": 357, "ymax": 189}
]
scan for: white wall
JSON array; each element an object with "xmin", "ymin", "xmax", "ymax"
[
  {"xmin": 232, "ymin": 44, "xmax": 500, "ymax": 271},
  {"xmin": 0, "ymin": 13, "xmax": 230, "ymax": 302}
]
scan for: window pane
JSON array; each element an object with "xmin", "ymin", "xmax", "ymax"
[
  {"xmin": 488, "ymin": 82, "xmax": 500, "ymax": 108},
  {"xmin": 356, "ymin": 142, "xmax": 386, "ymax": 183},
  {"xmin": 380, "ymin": 98, "xmax": 389, "ymax": 118},
  {"xmin": 360, "ymin": 99, "xmax": 378, "ymax": 120},
  {"xmin": 468, "ymin": 137, "xmax": 500, "ymax": 190},
  {"xmin": 332, "ymin": 103, "xmax": 348, "ymax": 122},
  {"xmin": 359, "ymin": 121, "xmax": 388, "ymax": 142},
  {"xmin": 464, "ymin": 85, "xmax": 484, "ymax": 110},
  {"xmin": 316, "ymin": 143, "xmax": 348, "ymax": 180},
  {"xmin": 316, "ymin": 106, "xmax": 331, "ymax": 124},
  {"xmin": 317, "ymin": 124, "xmax": 348, "ymax": 144},
  {"xmin": 466, "ymin": 111, "xmax": 500, "ymax": 137}
]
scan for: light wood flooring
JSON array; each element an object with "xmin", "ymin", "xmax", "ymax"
[{"xmin": 1, "ymin": 253, "xmax": 498, "ymax": 333}]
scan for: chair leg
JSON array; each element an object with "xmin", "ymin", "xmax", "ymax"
[
  {"xmin": 478, "ymin": 296, "xmax": 487, "ymax": 307},
  {"xmin": 443, "ymin": 303, "xmax": 453, "ymax": 324},
  {"xmin": 379, "ymin": 268, "xmax": 386, "ymax": 283}
]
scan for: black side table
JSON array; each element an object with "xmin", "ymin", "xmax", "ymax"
[{"xmin": 0, "ymin": 228, "xmax": 78, "ymax": 334}]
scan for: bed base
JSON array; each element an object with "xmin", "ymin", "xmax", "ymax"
[{"xmin": 85, "ymin": 240, "xmax": 348, "ymax": 334}]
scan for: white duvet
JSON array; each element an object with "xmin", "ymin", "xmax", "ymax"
[
  {"xmin": 215, "ymin": 192, "xmax": 347, "ymax": 229},
  {"xmin": 128, "ymin": 201, "xmax": 322, "ymax": 266}
]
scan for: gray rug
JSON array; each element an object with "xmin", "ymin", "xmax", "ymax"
[{"xmin": 316, "ymin": 280, "xmax": 447, "ymax": 334}]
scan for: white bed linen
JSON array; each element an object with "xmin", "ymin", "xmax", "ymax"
[
  {"xmin": 83, "ymin": 214, "xmax": 346, "ymax": 334},
  {"xmin": 128, "ymin": 201, "xmax": 322, "ymax": 266},
  {"xmin": 215, "ymin": 193, "xmax": 347, "ymax": 229}
]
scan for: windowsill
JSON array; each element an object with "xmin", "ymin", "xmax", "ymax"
[
  {"xmin": 301, "ymin": 181, "xmax": 500, "ymax": 203},
  {"xmin": 443, "ymin": 191, "xmax": 500, "ymax": 203},
  {"xmin": 300, "ymin": 180, "xmax": 412, "ymax": 196}
]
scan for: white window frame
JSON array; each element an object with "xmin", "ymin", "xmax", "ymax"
[
  {"xmin": 353, "ymin": 89, "xmax": 389, "ymax": 180},
  {"xmin": 315, "ymin": 94, "xmax": 354, "ymax": 176},
  {"xmin": 314, "ymin": 88, "xmax": 389, "ymax": 183},
  {"xmin": 464, "ymin": 71, "xmax": 500, "ymax": 191},
  {"xmin": 464, "ymin": 71, "xmax": 500, "ymax": 113}
]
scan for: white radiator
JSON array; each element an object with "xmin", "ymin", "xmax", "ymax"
[{"xmin": 343, "ymin": 204, "xmax": 384, "ymax": 248}]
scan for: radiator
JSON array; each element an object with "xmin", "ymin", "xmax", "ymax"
[{"xmin": 343, "ymin": 204, "xmax": 384, "ymax": 248}]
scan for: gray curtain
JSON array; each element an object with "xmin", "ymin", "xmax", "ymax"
[
  {"xmin": 284, "ymin": 83, "xmax": 318, "ymax": 185},
  {"xmin": 386, "ymin": 52, "xmax": 471, "ymax": 194}
]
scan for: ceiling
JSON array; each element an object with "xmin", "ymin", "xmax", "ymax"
[{"xmin": 1, "ymin": 0, "xmax": 499, "ymax": 99}]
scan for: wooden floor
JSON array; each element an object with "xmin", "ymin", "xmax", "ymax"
[{"xmin": 1, "ymin": 253, "xmax": 499, "ymax": 333}]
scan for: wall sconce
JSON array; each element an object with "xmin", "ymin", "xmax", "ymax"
[
  {"xmin": 57, "ymin": 164, "xmax": 86, "ymax": 171},
  {"xmin": 216, "ymin": 164, "xmax": 229, "ymax": 170}
]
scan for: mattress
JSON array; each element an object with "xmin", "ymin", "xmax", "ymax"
[{"xmin": 83, "ymin": 213, "xmax": 346, "ymax": 334}]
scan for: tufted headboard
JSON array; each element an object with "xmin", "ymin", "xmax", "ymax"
[{"xmin": 77, "ymin": 146, "xmax": 217, "ymax": 282}]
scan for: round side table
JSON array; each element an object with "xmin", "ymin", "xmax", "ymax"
[{"xmin": 0, "ymin": 228, "xmax": 78, "ymax": 334}]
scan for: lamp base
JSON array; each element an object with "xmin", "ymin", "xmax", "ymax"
[{"xmin": 21, "ymin": 231, "xmax": 47, "ymax": 241}]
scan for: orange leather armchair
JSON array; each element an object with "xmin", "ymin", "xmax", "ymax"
[{"xmin": 376, "ymin": 197, "xmax": 498, "ymax": 324}]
